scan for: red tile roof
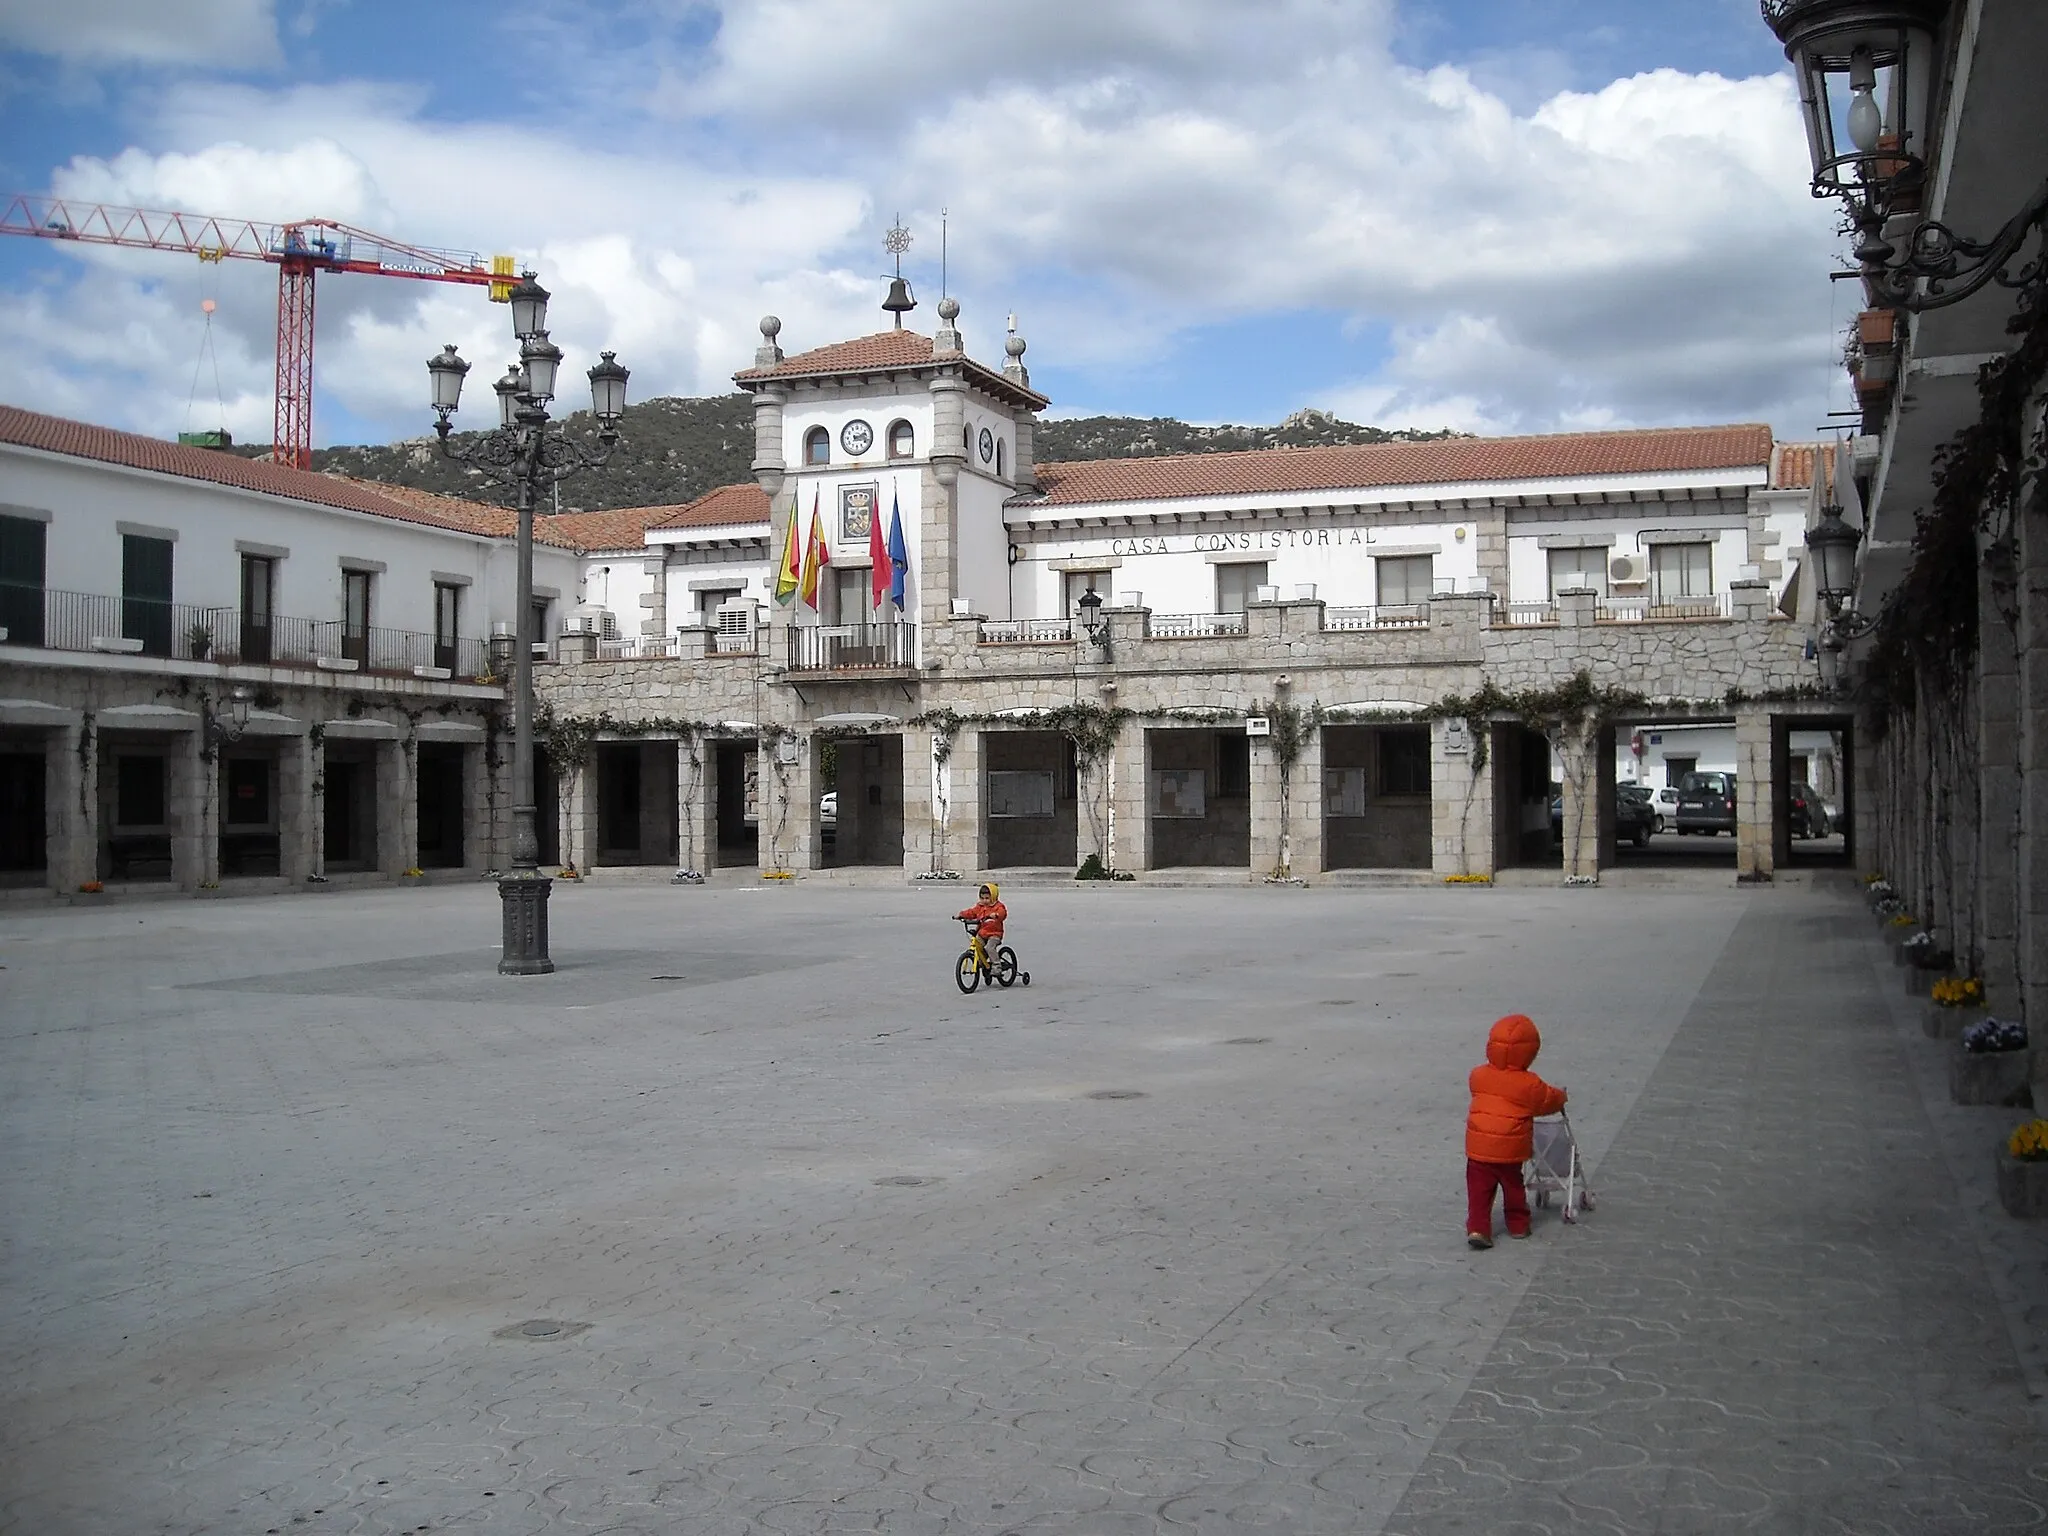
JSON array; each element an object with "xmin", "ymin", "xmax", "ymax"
[
  {"xmin": 1770, "ymin": 441, "xmax": 1833, "ymax": 492},
  {"xmin": 1029, "ymin": 424, "xmax": 1775, "ymax": 506},
  {"xmin": 537, "ymin": 504, "xmax": 681, "ymax": 552},
  {"xmin": 648, "ymin": 483, "xmax": 771, "ymax": 532},
  {"xmin": 734, "ymin": 329, "xmax": 1049, "ymax": 409},
  {"xmin": 0, "ymin": 404, "xmax": 531, "ymax": 541}
]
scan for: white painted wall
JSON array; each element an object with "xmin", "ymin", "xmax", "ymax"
[{"xmin": 2, "ymin": 444, "xmax": 578, "ymax": 641}]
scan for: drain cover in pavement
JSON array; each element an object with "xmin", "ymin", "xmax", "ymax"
[
  {"xmin": 1223, "ymin": 1036, "xmax": 1272, "ymax": 1045},
  {"xmin": 493, "ymin": 1318, "xmax": 590, "ymax": 1341},
  {"xmin": 873, "ymin": 1175, "xmax": 941, "ymax": 1187},
  {"xmin": 1086, "ymin": 1089, "xmax": 1147, "ymax": 1100}
]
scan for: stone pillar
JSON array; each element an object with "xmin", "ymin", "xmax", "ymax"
[
  {"xmin": 1012, "ymin": 407, "xmax": 1038, "ymax": 492},
  {"xmin": 758, "ymin": 734, "xmax": 815, "ymax": 873},
  {"xmin": 463, "ymin": 739, "xmax": 495, "ymax": 872},
  {"xmin": 1249, "ymin": 722, "xmax": 1286, "ymax": 878},
  {"xmin": 558, "ymin": 758, "xmax": 595, "ymax": 874},
  {"xmin": 173, "ymin": 730, "xmax": 212, "ymax": 890},
  {"xmin": 1110, "ymin": 724, "xmax": 1150, "ymax": 873},
  {"xmin": 2015, "ymin": 387, "xmax": 2048, "ymax": 1030},
  {"xmin": 1730, "ymin": 578, "xmax": 1773, "ymax": 623},
  {"xmin": 639, "ymin": 556, "xmax": 667, "ymax": 639},
  {"xmin": 1557, "ymin": 586, "xmax": 1598, "ymax": 631},
  {"xmin": 678, "ymin": 736, "xmax": 713, "ymax": 876},
  {"xmin": 1734, "ymin": 706, "xmax": 1773, "ymax": 880},
  {"xmin": 1287, "ymin": 717, "xmax": 1325, "ymax": 879},
  {"xmin": 279, "ymin": 731, "xmax": 316, "ymax": 884},
  {"xmin": 1473, "ymin": 504, "xmax": 1509, "ymax": 596},
  {"xmin": 924, "ymin": 374, "xmax": 968, "ymax": 635},
  {"xmin": 750, "ymin": 378, "xmax": 786, "ymax": 500},
  {"xmin": 46, "ymin": 719, "xmax": 92, "ymax": 892},
  {"xmin": 377, "ymin": 738, "xmax": 417, "ymax": 875},
  {"xmin": 1555, "ymin": 724, "xmax": 1600, "ymax": 882},
  {"xmin": 1426, "ymin": 590, "xmax": 1492, "ymax": 655},
  {"xmin": 1430, "ymin": 716, "xmax": 1493, "ymax": 877},
  {"xmin": 938, "ymin": 726, "xmax": 985, "ymax": 876}
]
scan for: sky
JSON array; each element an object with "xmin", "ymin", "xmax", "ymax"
[{"xmin": 0, "ymin": 0, "xmax": 1854, "ymax": 451}]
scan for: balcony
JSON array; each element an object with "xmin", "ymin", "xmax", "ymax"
[
  {"xmin": 979, "ymin": 618, "xmax": 1074, "ymax": 644},
  {"xmin": 786, "ymin": 621, "xmax": 917, "ymax": 676},
  {"xmin": 0, "ymin": 584, "xmax": 493, "ymax": 680},
  {"xmin": 588, "ymin": 622, "xmax": 764, "ymax": 661},
  {"xmin": 1148, "ymin": 611, "xmax": 1248, "ymax": 639},
  {"xmin": 1596, "ymin": 594, "xmax": 1731, "ymax": 622},
  {"xmin": 1325, "ymin": 603, "xmax": 1429, "ymax": 631}
]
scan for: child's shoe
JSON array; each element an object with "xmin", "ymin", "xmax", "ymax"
[{"xmin": 1466, "ymin": 1231, "xmax": 1493, "ymax": 1250}]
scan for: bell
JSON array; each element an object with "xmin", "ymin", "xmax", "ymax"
[{"xmin": 882, "ymin": 276, "xmax": 917, "ymax": 328}]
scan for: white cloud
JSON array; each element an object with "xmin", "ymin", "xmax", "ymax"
[{"xmin": 0, "ymin": 0, "xmax": 280, "ymax": 68}]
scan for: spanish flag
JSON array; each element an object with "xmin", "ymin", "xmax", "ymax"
[
  {"xmin": 798, "ymin": 488, "xmax": 830, "ymax": 610},
  {"xmin": 773, "ymin": 493, "xmax": 802, "ymax": 604}
]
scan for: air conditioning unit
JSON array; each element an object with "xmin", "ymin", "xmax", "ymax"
[
  {"xmin": 1609, "ymin": 553, "xmax": 1649, "ymax": 586},
  {"xmin": 716, "ymin": 602, "xmax": 754, "ymax": 636}
]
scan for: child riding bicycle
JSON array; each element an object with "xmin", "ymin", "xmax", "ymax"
[{"xmin": 955, "ymin": 882, "xmax": 1007, "ymax": 964}]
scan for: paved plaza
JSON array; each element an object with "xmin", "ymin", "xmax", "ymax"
[{"xmin": 3, "ymin": 876, "xmax": 2047, "ymax": 1534}]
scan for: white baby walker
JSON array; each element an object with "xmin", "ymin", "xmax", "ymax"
[{"xmin": 1528, "ymin": 1111, "xmax": 1596, "ymax": 1223}]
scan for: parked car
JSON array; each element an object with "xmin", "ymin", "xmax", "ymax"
[
  {"xmin": 1675, "ymin": 771, "xmax": 1737, "ymax": 835},
  {"xmin": 1652, "ymin": 785, "xmax": 1681, "ymax": 829},
  {"xmin": 1616, "ymin": 783, "xmax": 1658, "ymax": 844},
  {"xmin": 819, "ymin": 790, "xmax": 837, "ymax": 826},
  {"xmin": 1790, "ymin": 782, "xmax": 1830, "ymax": 839}
]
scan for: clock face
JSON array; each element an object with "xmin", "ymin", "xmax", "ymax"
[
  {"xmin": 979, "ymin": 427, "xmax": 995, "ymax": 464},
  {"xmin": 840, "ymin": 418, "xmax": 874, "ymax": 456}
]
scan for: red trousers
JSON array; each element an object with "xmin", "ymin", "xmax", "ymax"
[{"xmin": 1466, "ymin": 1158, "xmax": 1529, "ymax": 1237}]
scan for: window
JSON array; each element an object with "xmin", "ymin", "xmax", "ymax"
[
  {"xmin": 240, "ymin": 555, "xmax": 274, "ymax": 663},
  {"xmin": 531, "ymin": 597, "xmax": 553, "ymax": 653},
  {"xmin": 1649, "ymin": 542, "xmax": 1713, "ymax": 604},
  {"xmin": 1061, "ymin": 570, "xmax": 1111, "ymax": 618},
  {"xmin": 696, "ymin": 586, "xmax": 743, "ymax": 624},
  {"xmin": 1546, "ymin": 547, "xmax": 1607, "ymax": 599},
  {"xmin": 804, "ymin": 426, "xmax": 830, "ymax": 465},
  {"xmin": 828, "ymin": 567, "xmax": 869, "ymax": 625},
  {"xmin": 342, "ymin": 570, "xmax": 372, "ymax": 664},
  {"xmin": 0, "ymin": 513, "xmax": 47, "ymax": 647},
  {"xmin": 433, "ymin": 582, "xmax": 462, "ymax": 671},
  {"xmin": 995, "ymin": 439, "xmax": 1006, "ymax": 477},
  {"xmin": 988, "ymin": 771, "xmax": 1055, "ymax": 818},
  {"xmin": 887, "ymin": 419, "xmax": 914, "ymax": 459},
  {"xmin": 1664, "ymin": 755, "xmax": 1697, "ymax": 788},
  {"xmin": 1376, "ymin": 554, "xmax": 1433, "ymax": 607},
  {"xmin": 121, "ymin": 534, "xmax": 174, "ymax": 656},
  {"xmin": 1378, "ymin": 729, "xmax": 1431, "ymax": 796},
  {"xmin": 1215, "ymin": 562, "xmax": 1268, "ymax": 615}
]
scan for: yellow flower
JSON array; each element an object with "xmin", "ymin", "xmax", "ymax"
[
  {"xmin": 1889, "ymin": 913, "xmax": 1917, "ymax": 927},
  {"xmin": 1932, "ymin": 977, "xmax": 1985, "ymax": 1007},
  {"xmin": 2009, "ymin": 1120, "xmax": 2048, "ymax": 1162},
  {"xmin": 1864, "ymin": 872, "xmax": 1887, "ymax": 885},
  {"xmin": 1443, "ymin": 873, "xmax": 1493, "ymax": 884}
]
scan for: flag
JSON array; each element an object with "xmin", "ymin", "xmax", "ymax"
[
  {"xmin": 887, "ymin": 488, "xmax": 909, "ymax": 610},
  {"xmin": 773, "ymin": 493, "xmax": 802, "ymax": 604},
  {"xmin": 798, "ymin": 488, "xmax": 829, "ymax": 610},
  {"xmin": 868, "ymin": 488, "xmax": 890, "ymax": 611}
]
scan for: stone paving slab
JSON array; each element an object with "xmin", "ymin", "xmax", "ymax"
[{"xmin": 1, "ymin": 881, "xmax": 2043, "ymax": 1534}]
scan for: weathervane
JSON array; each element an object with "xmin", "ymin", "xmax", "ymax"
[{"xmin": 881, "ymin": 214, "xmax": 917, "ymax": 328}]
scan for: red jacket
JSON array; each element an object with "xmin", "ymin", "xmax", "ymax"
[
  {"xmin": 1466, "ymin": 1014, "xmax": 1566, "ymax": 1163},
  {"xmin": 956, "ymin": 894, "xmax": 1006, "ymax": 940}
]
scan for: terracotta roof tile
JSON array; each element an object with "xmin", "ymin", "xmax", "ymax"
[
  {"xmin": 734, "ymin": 328, "xmax": 1049, "ymax": 409},
  {"xmin": 0, "ymin": 404, "xmax": 527, "ymax": 541},
  {"xmin": 1029, "ymin": 424, "xmax": 1775, "ymax": 506},
  {"xmin": 536, "ymin": 505, "xmax": 677, "ymax": 552},
  {"xmin": 1770, "ymin": 441, "xmax": 1832, "ymax": 492},
  {"xmin": 648, "ymin": 483, "xmax": 772, "ymax": 531}
]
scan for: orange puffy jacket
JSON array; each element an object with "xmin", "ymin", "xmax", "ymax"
[{"xmin": 1466, "ymin": 1013, "xmax": 1567, "ymax": 1163}]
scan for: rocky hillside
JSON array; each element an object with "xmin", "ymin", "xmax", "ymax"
[{"xmin": 240, "ymin": 400, "xmax": 1462, "ymax": 513}]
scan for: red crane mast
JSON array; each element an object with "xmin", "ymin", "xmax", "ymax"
[{"xmin": 0, "ymin": 193, "xmax": 518, "ymax": 468}]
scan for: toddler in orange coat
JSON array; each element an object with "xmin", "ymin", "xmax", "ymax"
[{"xmin": 1465, "ymin": 1013, "xmax": 1567, "ymax": 1249}]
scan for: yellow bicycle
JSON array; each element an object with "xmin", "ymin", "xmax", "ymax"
[{"xmin": 956, "ymin": 919, "xmax": 1029, "ymax": 994}]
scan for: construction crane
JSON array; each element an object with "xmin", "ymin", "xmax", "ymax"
[{"xmin": 0, "ymin": 193, "xmax": 520, "ymax": 469}]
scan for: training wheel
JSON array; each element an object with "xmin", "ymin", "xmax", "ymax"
[{"xmin": 1022, "ymin": 973, "xmax": 1032, "ymax": 985}]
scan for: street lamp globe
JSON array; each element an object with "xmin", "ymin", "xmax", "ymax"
[
  {"xmin": 520, "ymin": 334, "xmax": 563, "ymax": 403},
  {"xmin": 1805, "ymin": 503, "xmax": 1864, "ymax": 609},
  {"xmin": 427, "ymin": 343, "xmax": 470, "ymax": 419},
  {"xmin": 494, "ymin": 364, "xmax": 523, "ymax": 429},
  {"xmin": 588, "ymin": 351, "xmax": 629, "ymax": 426},
  {"xmin": 507, "ymin": 273, "xmax": 550, "ymax": 341},
  {"xmin": 1076, "ymin": 585, "xmax": 1105, "ymax": 638}
]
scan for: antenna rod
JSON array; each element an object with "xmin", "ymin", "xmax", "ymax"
[{"xmin": 941, "ymin": 207, "xmax": 948, "ymax": 299}]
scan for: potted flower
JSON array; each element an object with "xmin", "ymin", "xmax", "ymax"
[
  {"xmin": 1953, "ymin": 1016, "xmax": 2032, "ymax": 1106},
  {"xmin": 1924, "ymin": 975, "xmax": 1989, "ymax": 1039},
  {"xmin": 1997, "ymin": 1119, "xmax": 2048, "ymax": 1218},
  {"xmin": 186, "ymin": 621, "xmax": 213, "ymax": 661},
  {"xmin": 77, "ymin": 880, "xmax": 104, "ymax": 894},
  {"xmin": 400, "ymin": 866, "xmax": 426, "ymax": 883}
]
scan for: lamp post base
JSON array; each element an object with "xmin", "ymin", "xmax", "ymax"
[{"xmin": 498, "ymin": 872, "xmax": 555, "ymax": 974}]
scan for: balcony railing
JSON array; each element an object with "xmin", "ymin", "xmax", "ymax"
[
  {"xmin": 1500, "ymin": 602, "xmax": 1559, "ymax": 626},
  {"xmin": 1149, "ymin": 611, "xmax": 1248, "ymax": 638},
  {"xmin": 1597, "ymin": 593, "xmax": 1731, "ymax": 622},
  {"xmin": 0, "ymin": 584, "xmax": 492, "ymax": 678},
  {"xmin": 786, "ymin": 621, "xmax": 916, "ymax": 673},
  {"xmin": 979, "ymin": 618, "xmax": 1074, "ymax": 644},
  {"xmin": 1325, "ymin": 603, "xmax": 1429, "ymax": 631}
]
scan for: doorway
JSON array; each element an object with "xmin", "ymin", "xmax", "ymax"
[
  {"xmin": 714, "ymin": 740, "xmax": 759, "ymax": 867},
  {"xmin": 1147, "ymin": 729, "xmax": 1251, "ymax": 869},
  {"xmin": 818, "ymin": 734, "xmax": 905, "ymax": 867},
  {"xmin": 219, "ymin": 750, "xmax": 281, "ymax": 877},
  {"xmin": 323, "ymin": 747, "xmax": 378, "ymax": 872},
  {"xmin": 415, "ymin": 743, "xmax": 467, "ymax": 869},
  {"xmin": 0, "ymin": 746, "xmax": 46, "ymax": 883},
  {"xmin": 1323, "ymin": 725, "xmax": 1431, "ymax": 869}
]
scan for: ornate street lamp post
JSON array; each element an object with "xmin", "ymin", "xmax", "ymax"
[{"xmin": 426, "ymin": 276, "xmax": 627, "ymax": 974}]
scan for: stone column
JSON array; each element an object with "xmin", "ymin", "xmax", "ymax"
[
  {"xmin": 678, "ymin": 736, "xmax": 713, "ymax": 876},
  {"xmin": 278, "ymin": 730, "xmax": 316, "ymax": 884},
  {"xmin": 558, "ymin": 757, "xmax": 595, "ymax": 874},
  {"xmin": 639, "ymin": 556, "xmax": 667, "ymax": 639},
  {"xmin": 1110, "ymin": 724, "xmax": 1150, "ymax": 873},
  {"xmin": 1249, "ymin": 722, "xmax": 1286, "ymax": 878},
  {"xmin": 377, "ymin": 737, "xmax": 417, "ymax": 876},
  {"xmin": 1554, "ymin": 723, "xmax": 1600, "ymax": 882},
  {"xmin": 1557, "ymin": 585, "xmax": 1598, "ymax": 632},
  {"xmin": 1430, "ymin": 716, "xmax": 1493, "ymax": 877},
  {"xmin": 173, "ymin": 729, "xmax": 213, "ymax": 890},
  {"xmin": 760, "ymin": 733, "xmax": 815, "ymax": 873},
  {"xmin": 2015, "ymin": 386, "xmax": 2048, "ymax": 1030},
  {"xmin": 1287, "ymin": 717, "xmax": 1325, "ymax": 880},
  {"xmin": 46, "ymin": 718, "xmax": 92, "ymax": 892},
  {"xmin": 463, "ymin": 739, "xmax": 495, "ymax": 872},
  {"xmin": 939, "ymin": 726, "xmax": 985, "ymax": 876},
  {"xmin": 923, "ymin": 374, "xmax": 968, "ymax": 637},
  {"xmin": 1733, "ymin": 705, "xmax": 1773, "ymax": 880},
  {"xmin": 1473, "ymin": 504, "xmax": 1510, "ymax": 596}
]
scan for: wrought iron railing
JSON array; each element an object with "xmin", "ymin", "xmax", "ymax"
[
  {"xmin": 1500, "ymin": 601, "xmax": 1558, "ymax": 626},
  {"xmin": 1325, "ymin": 603, "xmax": 1429, "ymax": 631},
  {"xmin": 786, "ymin": 621, "xmax": 916, "ymax": 672},
  {"xmin": 979, "ymin": 618, "xmax": 1075, "ymax": 644},
  {"xmin": 0, "ymin": 584, "xmax": 491, "ymax": 677},
  {"xmin": 1148, "ymin": 611, "xmax": 1248, "ymax": 638},
  {"xmin": 1597, "ymin": 593, "xmax": 1731, "ymax": 622}
]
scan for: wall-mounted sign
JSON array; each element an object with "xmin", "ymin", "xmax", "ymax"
[
  {"xmin": 839, "ymin": 483, "xmax": 878, "ymax": 542},
  {"xmin": 1442, "ymin": 718, "xmax": 1470, "ymax": 756},
  {"xmin": 1245, "ymin": 716, "xmax": 1272, "ymax": 737}
]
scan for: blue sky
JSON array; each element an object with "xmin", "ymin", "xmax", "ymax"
[{"xmin": 0, "ymin": 1, "xmax": 1846, "ymax": 450}]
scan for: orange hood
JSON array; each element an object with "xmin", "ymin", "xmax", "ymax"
[{"xmin": 1486, "ymin": 1013, "xmax": 1541, "ymax": 1071}]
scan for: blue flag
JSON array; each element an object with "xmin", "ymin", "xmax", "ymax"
[{"xmin": 887, "ymin": 487, "xmax": 909, "ymax": 610}]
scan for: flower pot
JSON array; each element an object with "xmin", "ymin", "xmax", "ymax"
[
  {"xmin": 1923, "ymin": 1003, "xmax": 1988, "ymax": 1041},
  {"xmin": 1995, "ymin": 1149, "xmax": 2048, "ymax": 1218},
  {"xmin": 1951, "ymin": 1046, "xmax": 2034, "ymax": 1107}
]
